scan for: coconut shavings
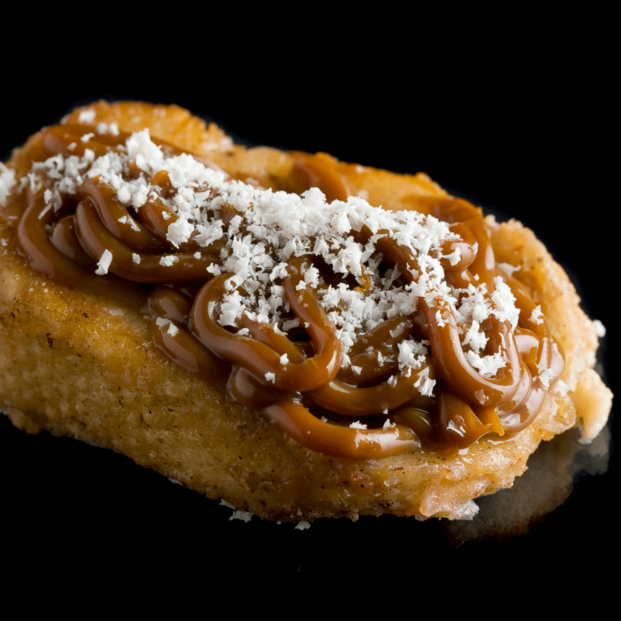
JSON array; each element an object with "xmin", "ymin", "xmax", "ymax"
[
  {"xmin": 539, "ymin": 368, "xmax": 555, "ymax": 389},
  {"xmin": 529, "ymin": 305, "xmax": 544, "ymax": 325},
  {"xmin": 155, "ymin": 317, "xmax": 179, "ymax": 337},
  {"xmin": 220, "ymin": 499, "xmax": 253, "ymax": 522},
  {"xmin": 593, "ymin": 320, "xmax": 606, "ymax": 338},
  {"xmin": 0, "ymin": 163, "xmax": 16, "ymax": 207},
  {"xmin": 413, "ymin": 366, "xmax": 436, "ymax": 396},
  {"xmin": 159, "ymin": 255, "xmax": 179, "ymax": 267},
  {"xmin": 497, "ymin": 262, "xmax": 520, "ymax": 276},
  {"xmin": 349, "ymin": 420, "xmax": 368, "ymax": 429},
  {"xmin": 23, "ymin": 128, "xmax": 524, "ymax": 391},
  {"xmin": 465, "ymin": 350, "xmax": 507, "ymax": 378},
  {"xmin": 96, "ymin": 122, "xmax": 119, "ymax": 136},
  {"xmin": 78, "ymin": 109, "xmax": 96, "ymax": 123},
  {"xmin": 95, "ymin": 249, "xmax": 113, "ymax": 275}
]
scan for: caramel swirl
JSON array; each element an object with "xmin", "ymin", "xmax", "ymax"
[
  {"xmin": 190, "ymin": 259, "xmax": 344, "ymax": 394},
  {"xmin": 74, "ymin": 197, "xmax": 219, "ymax": 282},
  {"xmin": 11, "ymin": 124, "xmax": 565, "ymax": 460}
]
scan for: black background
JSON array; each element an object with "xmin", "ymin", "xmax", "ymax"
[{"xmin": 1, "ymin": 50, "xmax": 617, "ymax": 620}]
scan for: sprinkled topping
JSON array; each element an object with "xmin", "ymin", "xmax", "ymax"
[
  {"xmin": 78, "ymin": 109, "xmax": 96, "ymax": 123},
  {"xmin": 593, "ymin": 319, "xmax": 606, "ymax": 338},
  {"xmin": 498, "ymin": 262, "xmax": 520, "ymax": 276},
  {"xmin": 96, "ymin": 122, "xmax": 119, "ymax": 136},
  {"xmin": 539, "ymin": 368, "xmax": 555, "ymax": 389},
  {"xmin": 443, "ymin": 247, "xmax": 461, "ymax": 266},
  {"xmin": 229, "ymin": 510, "xmax": 253, "ymax": 522},
  {"xmin": 413, "ymin": 366, "xmax": 436, "ymax": 396},
  {"xmin": 159, "ymin": 255, "xmax": 179, "ymax": 267},
  {"xmin": 118, "ymin": 215, "xmax": 140, "ymax": 232},
  {"xmin": 95, "ymin": 249, "xmax": 113, "ymax": 275},
  {"xmin": 21, "ymin": 128, "xmax": 523, "ymax": 387},
  {"xmin": 554, "ymin": 379, "xmax": 570, "ymax": 396},
  {"xmin": 529, "ymin": 305, "xmax": 544, "ymax": 325},
  {"xmin": 398, "ymin": 340, "xmax": 427, "ymax": 371},
  {"xmin": 349, "ymin": 420, "xmax": 368, "ymax": 429},
  {"xmin": 219, "ymin": 499, "xmax": 253, "ymax": 522},
  {"xmin": 465, "ymin": 350, "xmax": 506, "ymax": 378},
  {"xmin": 0, "ymin": 163, "xmax": 16, "ymax": 207},
  {"xmin": 156, "ymin": 317, "xmax": 179, "ymax": 337},
  {"xmin": 462, "ymin": 320, "xmax": 488, "ymax": 353}
]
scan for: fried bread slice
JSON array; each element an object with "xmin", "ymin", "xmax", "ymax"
[{"xmin": 0, "ymin": 101, "xmax": 611, "ymax": 521}]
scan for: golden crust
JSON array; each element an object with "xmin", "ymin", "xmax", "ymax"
[{"xmin": 0, "ymin": 101, "xmax": 612, "ymax": 521}]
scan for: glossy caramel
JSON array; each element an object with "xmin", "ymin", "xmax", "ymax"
[{"xmin": 13, "ymin": 124, "xmax": 564, "ymax": 459}]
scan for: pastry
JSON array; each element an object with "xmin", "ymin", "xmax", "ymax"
[{"xmin": 0, "ymin": 101, "xmax": 612, "ymax": 522}]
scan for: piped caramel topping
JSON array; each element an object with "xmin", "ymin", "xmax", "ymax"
[{"xmin": 5, "ymin": 122, "xmax": 564, "ymax": 459}]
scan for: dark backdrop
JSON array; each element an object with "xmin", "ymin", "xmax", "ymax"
[{"xmin": 1, "ymin": 67, "xmax": 616, "ymax": 619}]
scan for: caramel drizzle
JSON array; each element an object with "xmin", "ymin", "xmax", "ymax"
[{"xmin": 13, "ymin": 125, "xmax": 565, "ymax": 459}]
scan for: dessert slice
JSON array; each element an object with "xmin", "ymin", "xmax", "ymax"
[{"xmin": 0, "ymin": 101, "xmax": 611, "ymax": 521}]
